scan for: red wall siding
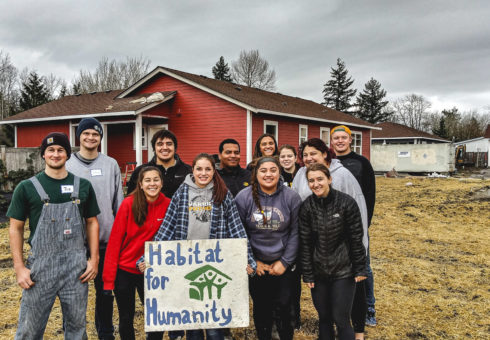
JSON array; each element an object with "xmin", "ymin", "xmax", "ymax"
[
  {"xmin": 17, "ymin": 122, "xmax": 70, "ymax": 147},
  {"xmin": 107, "ymin": 124, "xmax": 135, "ymax": 167},
  {"xmin": 136, "ymin": 75, "xmax": 248, "ymax": 166},
  {"xmin": 251, "ymin": 115, "xmax": 371, "ymax": 160},
  {"xmin": 362, "ymin": 129, "xmax": 371, "ymax": 160}
]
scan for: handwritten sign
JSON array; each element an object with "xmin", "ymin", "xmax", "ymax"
[{"xmin": 144, "ymin": 239, "xmax": 249, "ymax": 332}]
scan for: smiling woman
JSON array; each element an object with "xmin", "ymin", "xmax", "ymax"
[
  {"xmin": 145, "ymin": 153, "xmax": 256, "ymax": 340},
  {"xmin": 103, "ymin": 166, "xmax": 170, "ymax": 340},
  {"xmin": 235, "ymin": 156, "xmax": 302, "ymax": 340}
]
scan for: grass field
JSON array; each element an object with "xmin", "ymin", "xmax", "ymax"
[{"xmin": 0, "ymin": 177, "xmax": 489, "ymax": 339}]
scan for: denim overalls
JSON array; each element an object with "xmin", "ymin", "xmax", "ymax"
[{"xmin": 15, "ymin": 176, "xmax": 89, "ymax": 340}]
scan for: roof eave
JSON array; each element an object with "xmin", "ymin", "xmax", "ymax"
[
  {"xmin": 0, "ymin": 92, "xmax": 176, "ymax": 125},
  {"xmin": 257, "ymin": 109, "xmax": 380, "ymax": 130},
  {"xmin": 372, "ymin": 136, "xmax": 450, "ymax": 142},
  {"xmin": 0, "ymin": 111, "xmax": 137, "ymax": 125}
]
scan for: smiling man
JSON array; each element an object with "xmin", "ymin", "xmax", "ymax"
[
  {"xmin": 66, "ymin": 117, "xmax": 124, "ymax": 340},
  {"xmin": 331, "ymin": 125, "xmax": 377, "ymax": 332},
  {"xmin": 8, "ymin": 132, "xmax": 100, "ymax": 339},
  {"xmin": 217, "ymin": 139, "xmax": 251, "ymax": 197},
  {"xmin": 127, "ymin": 130, "xmax": 191, "ymax": 200}
]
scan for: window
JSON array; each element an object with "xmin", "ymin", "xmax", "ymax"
[
  {"xmin": 133, "ymin": 124, "xmax": 148, "ymax": 149},
  {"xmin": 299, "ymin": 125, "xmax": 308, "ymax": 145},
  {"xmin": 320, "ymin": 127, "xmax": 330, "ymax": 147},
  {"xmin": 351, "ymin": 131, "xmax": 362, "ymax": 154},
  {"xmin": 264, "ymin": 120, "xmax": 278, "ymax": 143}
]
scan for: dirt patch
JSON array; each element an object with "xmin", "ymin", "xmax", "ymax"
[{"xmin": 0, "ymin": 177, "xmax": 488, "ymax": 339}]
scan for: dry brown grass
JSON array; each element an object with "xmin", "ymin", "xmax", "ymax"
[{"xmin": 0, "ymin": 177, "xmax": 489, "ymax": 339}]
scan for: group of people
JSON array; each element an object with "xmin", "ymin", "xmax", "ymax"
[{"xmin": 7, "ymin": 117, "xmax": 377, "ymax": 340}]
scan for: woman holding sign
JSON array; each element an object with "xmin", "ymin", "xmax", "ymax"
[
  {"xmin": 299, "ymin": 163, "xmax": 366, "ymax": 340},
  {"xmin": 235, "ymin": 156, "xmax": 302, "ymax": 340},
  {"xmin": 149, "ymin": 153, "xmax": 256, "ymax": 340},
  {"xmin": 103, "ymin": 166, "xmax": 170, "ymax": 340}
]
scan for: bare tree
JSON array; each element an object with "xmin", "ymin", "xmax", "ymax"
[
  {"xmin": 457, "ymin": 110, "xmax": 489, "ymax": 141},
  {"xmin": 42, "ymin": 73, "xmax": 65, "ymax": 100},
  {"xmin": 73, "ymin": 56, "xmax": 151, "ymax": 93},
  {"xmin": 0, "ymin": 50, "xmax": 18, "ymax": 119},
  {"xmin": 231, "ymin": 50, "xmax": 276, "ymax": 91},
  {"xmin": 392, "ymin": 94, "xmax": 432, "ymax": 131}
]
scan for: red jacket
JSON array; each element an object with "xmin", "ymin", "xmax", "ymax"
[{"xmin": 103, "ymin": 193, "xmax": 170, "ymax": 290}]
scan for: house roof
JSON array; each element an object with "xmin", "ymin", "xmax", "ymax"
[
  {"xmin": 372, "ymin": 122, "xmax": 450, "ymax": 142},
  {"xmin": 118, "ymin": 66, "xmax": 378, "ymax": 130},
  {"xmin": 1, "ymin": 90, "xmax": 176, "ymax": 124}
]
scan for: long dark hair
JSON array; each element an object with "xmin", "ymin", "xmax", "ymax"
[
  {"xmin": 192, "ymin": 153, "xmax": 228, "ymax": 205},
  {"xmin": 253, "ymin": 133, "xmax": 279, "ymax": 159},
  {"xmin": 251, "ymin": 156, "xmax": 281, "ymax": 224},
  {"xmin": 131, "ymin": 166, "xmax": 163, "ymax": 226},
  {"xmin": 298, "ymin": 138, "xmax": 336, "ymax": 165}
]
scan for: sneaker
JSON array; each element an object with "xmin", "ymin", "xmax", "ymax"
[
  {"xmin": 271, "ymin": 323, "xmax": 280, "ymax": 340},
  {"xmin": 365, "ymin": 307, "xmax": 377, "ymax": 327}
]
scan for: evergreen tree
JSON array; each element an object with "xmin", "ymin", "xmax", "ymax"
[
  {"xmin": 432, "ymin": 116, "xmax": 448, "ymax": 139},
  {"xmin": 19, "ymin": 71, "xmax": 49, "ymax": 110},
  {"xmin": 212, "ymin": 56, "xmax": 232, "ymax": 82},
  {"xmin": 322, "ymin": 58, "xmax": 357, "ymax": 112},
  {"xmin": 72, "ymin": 81, "xmax": 81, "ymax": 95},
  {"xmin": 58, "ymin": 83, "xmax": 68, "ymax": 99},
  {"xmin": 354, "ymin": 77, "xmax": 392, "ymax": 123}
]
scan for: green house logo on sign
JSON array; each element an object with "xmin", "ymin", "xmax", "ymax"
[{"xmin": 184, "ymin": 265, "xmax": 232, "ymax": 301}]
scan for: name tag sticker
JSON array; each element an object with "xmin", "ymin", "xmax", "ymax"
[
  {"xmin": 64, "ymin": 229, "xmax": 72, "ymax": 235},
  {"xmin": 61, "ymin": 185, "xmax": 74, "ymax": 194},
  {"xmin": 91, "ymin": 169, "xmax": 102, "ymax": 177}
]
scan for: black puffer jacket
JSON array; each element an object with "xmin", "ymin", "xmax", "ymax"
[{"xmin": 299, "ymin": 188, "xmax": 366, "ymax": 283}]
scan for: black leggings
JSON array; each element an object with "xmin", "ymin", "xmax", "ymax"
[
  {"xmin": 311, "ymin": 277, "xmax": 355, "ymax": 340},
  {"xmin": 351, "ymin": 280, "xmax": 367, "ymax": 333},
  {"xmin": 113, "ymin": 269, "xmax": 165, "ymax": 340},
  {"xmin": 249, "ymin": 268, "xmax": 294, "ymax": 340}
]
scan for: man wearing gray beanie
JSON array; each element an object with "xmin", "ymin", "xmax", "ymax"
[
  {"xmin": 7, "ymin": 131, "xmax": 100, "ymax": 339},
  {"xmin": 67, "ymin": 117, "xmax": 124, "ymax": 340}
]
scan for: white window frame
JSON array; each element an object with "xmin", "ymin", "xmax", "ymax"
[
  {"xmin": 320, "ymin": 127, "xmax": 330, "ymax": 147},
  {"xmin": 299, "ymin": 124, "xmax": 308, "ymax": 145},
  {"xmin": 263, "ymin": 120, "xmax": 278, "ymax": 143},
  {"xmin": 351, "ymin": 130, "xmax": 362, "ymax": 155},
  {"xmin": 133, "ymin": 124, "xmax": 148, "ymax": 150}
]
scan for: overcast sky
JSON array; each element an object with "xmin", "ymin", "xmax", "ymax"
[{"xmin": 1, "ymin": 0, "xmax": 489, "ymax": 113}]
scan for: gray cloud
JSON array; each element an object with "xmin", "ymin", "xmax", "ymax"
[{"xmin": 1, "ymin": 0, "xmax": 489, "ymax": 111}]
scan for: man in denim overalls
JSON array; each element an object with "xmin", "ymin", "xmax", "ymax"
[{"xmin": 7, "ymin": 132, "xmax": 100, "ymax": 339}]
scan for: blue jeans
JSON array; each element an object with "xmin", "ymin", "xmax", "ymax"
[
  {"xmin": 186, "ymin": 329, "xmax": 224, "ymax": 340},
  {"xmin": 365, "ymin": 243, "xmax": 376, "ymax": 308}
]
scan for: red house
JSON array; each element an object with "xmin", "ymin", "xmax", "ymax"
[{"xmin": 1, "ymin": 66, "xmax": 378, "ymax": 168}]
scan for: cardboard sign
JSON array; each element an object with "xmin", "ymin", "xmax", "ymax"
[{"xmin": 144, "ymin": 239, "xmax": 249, "ymax": 332}]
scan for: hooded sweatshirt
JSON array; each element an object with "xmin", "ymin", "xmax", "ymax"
[
  {"xmin": 235, "ymin": 181, "xmax": 302, "ymax": 268},
  {"xmin": 292, "ymin": 159, "xmax": 368, "ymax": 251},
  {"xmin": 184, "ymin": 175, "xmax": 213, "ymax": 240}
]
